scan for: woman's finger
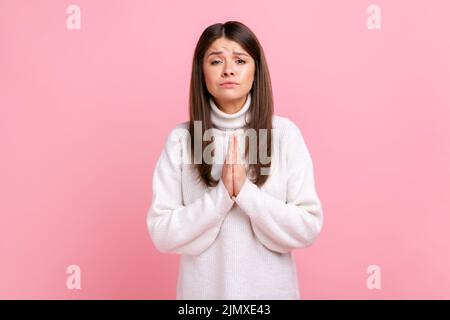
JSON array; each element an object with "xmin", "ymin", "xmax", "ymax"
[
  {"xmin": 226, "ymin": 133, "xmax": 234, "ymax": 165},
  {"xmin": 232, "ymin": 134, "xmax": 238, "ymax": 165},
  {"xmin": 234, "ymin": 134, "xmax": 243, "ymax": 165}
]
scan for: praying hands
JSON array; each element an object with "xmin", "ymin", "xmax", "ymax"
[{"xmin": 221, "ymin": 134, "xmax": 248, "ymax": 198}]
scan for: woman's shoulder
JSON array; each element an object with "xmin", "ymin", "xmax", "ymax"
[
  {"xmin": 165, "ymin": 121, "xmax": 190, "ymax": 142},
  {"xmin": 272, "ymin": 115, "xmax": 313, "ymax": 165},
  {"xmin": 272, "ymin": 115, "xmax": 305, "ymax": 141}
]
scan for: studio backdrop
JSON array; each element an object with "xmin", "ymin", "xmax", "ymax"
[{"xmin": 1, "ymin": 0, "xmax": 449, "ymax": 299}]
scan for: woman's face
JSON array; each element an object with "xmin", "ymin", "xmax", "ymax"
[{"xmin": 202, "ymin": 37, "xmax": 255, "ymax": 107}]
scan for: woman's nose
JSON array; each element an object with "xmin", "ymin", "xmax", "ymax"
[
  {"xmin": 222, "ymin": 61, "xmax": 235, "ymax": 77},
  {"xmin": 223, "ymin": 70, "xmax": 234, "ymax": 76}
]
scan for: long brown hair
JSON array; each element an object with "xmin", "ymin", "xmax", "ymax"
[{"xmin": 188, "ymin": 21, "xmax": 274, "ymax": 187}]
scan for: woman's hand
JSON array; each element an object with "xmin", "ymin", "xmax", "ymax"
[
  {"xmin": 231, "ymin": 134, "xmax": 247, "ymax": 196},
  {"xmin": 221, "ymin": 134, "xmax": 234, "ymax": 197},
  {"xmin": 221, "ymin": 134, "xmax": 247, "ymax": 198}
]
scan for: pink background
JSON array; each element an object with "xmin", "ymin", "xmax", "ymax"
[{"xmin": 1, "ymin": 0, "xmax": 449, "ymax": 299}]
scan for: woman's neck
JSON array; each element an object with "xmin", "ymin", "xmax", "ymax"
[
  {"xmin": 209, "ymin": 92, "xmax": 252, "ymax": 130},
  {"xmin": 213, "ymin": 95, "xmax": 248, "ymax": 114}
]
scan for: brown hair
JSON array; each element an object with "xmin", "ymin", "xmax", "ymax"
[{"xmin": 188, "ymin": 21, "xmax": 273, "ymax": 187}]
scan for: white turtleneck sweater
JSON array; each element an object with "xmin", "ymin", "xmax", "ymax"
[{"xmin": 146, "ymin": 92, "xmax": 324, "ymax": 299}]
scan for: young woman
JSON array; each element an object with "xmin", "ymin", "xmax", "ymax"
[{"xmin": 147, "ymin": 21, "xmax": 324, "ymax": 300}]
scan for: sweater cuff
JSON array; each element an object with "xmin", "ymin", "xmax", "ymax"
[
  {"xmin": 234, "ymin": 177, "xmax": 260, "ymax": 219},
  {"xmin": 214, "ymin": 178, "xmax": 235, "ymax": 214}
]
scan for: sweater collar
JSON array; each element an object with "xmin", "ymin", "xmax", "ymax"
[{"xmin": 209, "ymin": 92, "xmax": 252, "ymax": 130}]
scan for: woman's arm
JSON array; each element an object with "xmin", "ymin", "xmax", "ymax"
[
  {"xmin": 234, "ymin": 122, "xmax": 324, "ymax": 254},
  {"xmin": 146, "ymin": 127, "xmax": 234, "ymax": 256}
]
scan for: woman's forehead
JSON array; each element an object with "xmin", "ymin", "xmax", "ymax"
[{"xmin": 207, "ymin": 38, "xmax": 248, "ymax": 55}]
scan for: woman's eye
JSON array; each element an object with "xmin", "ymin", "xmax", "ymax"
[{"xmin": 210, "ymin": 59, "xmax": 246, "ymax": 65}]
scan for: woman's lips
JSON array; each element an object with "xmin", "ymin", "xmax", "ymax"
[{"xmin": 220, "ymin": 83, "xmax": 238, "ymax": 88}]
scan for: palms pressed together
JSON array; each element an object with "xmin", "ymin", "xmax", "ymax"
[{"xmin": 221, "ymin": 134, "xmax": 247, "ymax": 198}]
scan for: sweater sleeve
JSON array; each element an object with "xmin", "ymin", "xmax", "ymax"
[
  {"xmin": 146, "ymin": 126, "xmax": 235, "ymax": 256},
  {"xmin": 234, "ymin": 121, "xmax": 324, "ymax": 254}
]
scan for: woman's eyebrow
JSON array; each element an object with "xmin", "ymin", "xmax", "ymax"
[{"xmin": 207, "ymin": 51, "xmax": 249, "ymax": 57}]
